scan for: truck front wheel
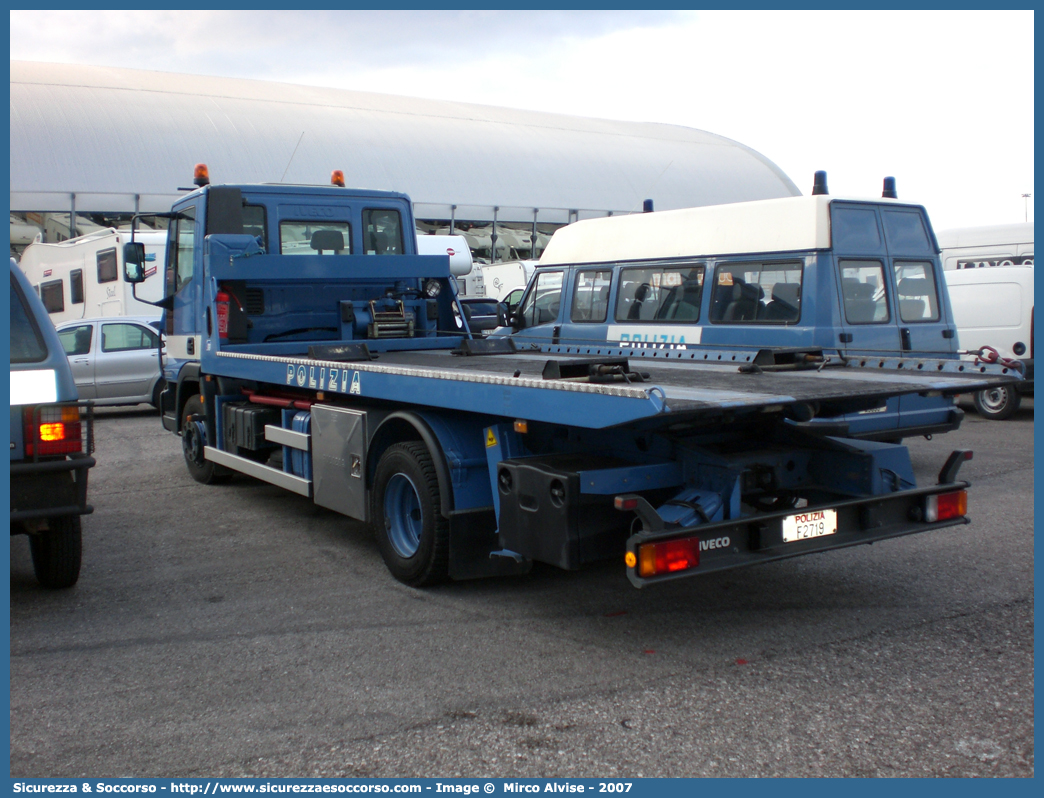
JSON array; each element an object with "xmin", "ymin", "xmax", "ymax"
[
  {"xmin": 371, "ymin": 442, "xmax": 449, "ymax": 587},
  {"xmin": 973, "ymin": 385, "xmax": 1021, "ymax": 421},
  {"xmin": 30, "ymin": 516, "xmax": 82, "ymax": 589},
  {"xmin": 182, "ymin": 395, "xmax": 230, "ymax": 484}
]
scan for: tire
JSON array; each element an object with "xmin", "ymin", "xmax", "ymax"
[
  {"xmin": 30, "ymin": 516, "xmax": 82, "ymax": 589},
  {"xmin": 371, "ymin": 441, "xmax": 449, "ymax": 587},
  {"xmin": 150, "ymin": 378, "xmax": 165, "ymax": 410},
  {"xmin": 182, "ymin": 395, "xmax": 230, "ymax": 484},
  {"xmin": 973, "ymin": 385, "xmax": 1021, "ymax": 421}
]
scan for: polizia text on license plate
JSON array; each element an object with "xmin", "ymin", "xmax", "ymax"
[{"xmin": 782, "ymin": 508, "xmax": 838, "ymax": 543}]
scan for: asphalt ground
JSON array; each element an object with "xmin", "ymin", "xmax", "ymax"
[{"xmin": 9, "ymin": 399, "xmax": 1034, "ymax": 778}]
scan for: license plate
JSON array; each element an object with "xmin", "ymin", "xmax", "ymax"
[{"xmin": 782, "ymin": 508, "xmax": 838, "ymax": 543}]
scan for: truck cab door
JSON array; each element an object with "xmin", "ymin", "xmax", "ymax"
[{"xmin": 165, "ymin": 204, "xmax": 202, "ymax": 360}]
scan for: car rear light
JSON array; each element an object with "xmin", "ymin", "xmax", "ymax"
[
  {"xmin": 634, "ymin": 536, "xmax": 701, "ymax": 578},
  {"xmin": 924, "ymin": 490, "xmax": 967, "ymax": 523},
  {"xmin": 24, "ymin": 405, "xmax": 83, "ymax": 457}
]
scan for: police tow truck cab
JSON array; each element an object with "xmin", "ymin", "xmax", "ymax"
[
  {"xmin": 503, "ymin": 174, "xmax": 965, "ymax": 442},
  {"xmin": 125, "ymin": 166, "xmax": 1020, "ymax": 588}
]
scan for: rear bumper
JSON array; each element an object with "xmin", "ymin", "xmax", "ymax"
[
  {"xmin": 10, "ymin": 452, "xmax": 96, "ymax": 524},
  {"xmin": 842, "ymin": 406, "xmax": 964, "ymax": 442},
  {"xmin": 625, "ymin": 482, "xmax": 970, "ymax": 587}
]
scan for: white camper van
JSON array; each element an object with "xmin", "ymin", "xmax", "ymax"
[
  {"xmin": 19, "ymin": 228, "xmax": 167, "ymax": 323},
  {"xmin": 939, "ymin": 224, "xmax": 1034, "ymax": 419},
  {"xmin": 462, "ymin": 260, "xmax": 537, "ymax": 301},
  {"xmin": 415, "ymin": 234, "xmax": 473, "ymax": 277}
]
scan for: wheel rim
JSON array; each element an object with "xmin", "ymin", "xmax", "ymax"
[
  {"xmin": 183, "ymin": 419, "xmax": 206, "ymax": 465},
  {"xmin": 384, "ymin": 473, "xmax": 423, "ymax": 558},
  {"xmin": 980, "ymin": 387, "xmax": 1009, "ymax": 412}
]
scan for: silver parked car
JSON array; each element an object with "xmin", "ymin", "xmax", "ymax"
[{"xmin": 55, "ymin": 317, "xmax": 165, "ymax": 408}]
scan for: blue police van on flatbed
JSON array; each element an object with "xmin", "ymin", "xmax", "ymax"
[{"xmin": 500, "ymin": 176, "xmax": 963, "ymax": 441}]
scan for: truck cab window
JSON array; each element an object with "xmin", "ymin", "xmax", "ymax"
[
  {"xmin": 894, "ymin": 261, "xmax": 940, "ymax": 322},
  {"xmin": 280, "ymin": 221, "xmax": 352, "ymax": 255},
  {"xmin": 363, "ymin": 209, "xmax": 403, "ymax": 255},
  {"xmin": 520, "ymin": 270, "xmax": 563, "ymax": 327},
  {"xmin": 242, "ymin": 204, "xmax": 268, "ymax": 248},
  {"xmin": 170, "ymin": 208, "xmax": 197, "ymax": 293},
  {"xmin": 840, "ymin": 260, "xmax": 890, "ymax": 324}
]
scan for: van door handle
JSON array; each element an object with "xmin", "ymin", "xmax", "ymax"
[{"xmin": 901, "ymin": 328, "xmax": 912, "ymax": 351}]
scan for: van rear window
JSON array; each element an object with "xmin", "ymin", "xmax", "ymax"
[{"xmin": 11, "ymin": 274, "xmax": 48, "ymax": 363}]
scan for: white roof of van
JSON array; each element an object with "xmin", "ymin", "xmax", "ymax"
[{"xmin": 539, "ymin": 195, "xmax": 860, "ymax": 265}]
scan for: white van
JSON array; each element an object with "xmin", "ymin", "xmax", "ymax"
[
  {"xmin": 937, "ymin": 223, "xmax": 1033, "ymax": 270},
  {"xmin": 19, "ymin": 228, "xmax": 167, "ymax": 323},
  {"xmin": 940, "ymin": 224, "xmax": 1033, "ymax": 419}
]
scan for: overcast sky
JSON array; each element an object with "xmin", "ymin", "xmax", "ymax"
[{"xmin": 10, "ymin": 9, "xmax": 1034, "ymax": 230}]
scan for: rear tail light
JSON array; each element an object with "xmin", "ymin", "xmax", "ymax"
[
  {"xmin": 634, "ymin": 536, "xmax": 701, "ymax": 578},
  {"xmin": 924, "ymin": 490, "xmax": 967, "ymax": 523},
  {"xmin": 24, "ymin": 405, "xmax": 83, "ymax": 457}
]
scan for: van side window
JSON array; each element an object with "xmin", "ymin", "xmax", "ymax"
[
  {"xmin": 70, "ymin": 269, "xmax": 84, "ymax": 304},
  {"xmin": 882, "ymin": 210, "xmax": 932, "ymax": 254},
  {"xmin": 520, "ymin": 270, "xmax": 563, "ymax": 327},
  {"xmin": 280, "ymin": 221, "xmax": 352, "ymax": 255},
  {"xmin": 709, "ymin": 262, "xmax": 801, "ymax": 323},
  {"xmin": 58, "ymin": 324, "xmax": 93, "ymax": 356},
  {"xmin": 840, "ymin": 260, "xmax": 890, "ymax": 323},
  {"xmin": 363, "ymin": 209, "xmax": 403, "ymax": 255},
  {"xmin": 570, "ymin": 270, "xmax": 612, "ymax": 322},
  {"xmin": 97, "ymin": 247, "xmax": 118, "ymax": 284},
  {"xmin": 40, "ymin": 279, "xmax": 64, "ymax": 313},
  {"xmin": 894, "ymin": 261, "xmax": 940, "ymax": 322},
  {"xmin": 10, "ymin": 274, "xmax": 48, "ymax": 363},
  {"xmin": 615, "ymin": 265, "xmax": 704, "ymax": 322}
]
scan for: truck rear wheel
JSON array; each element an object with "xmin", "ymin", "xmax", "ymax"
[
  {"xmin": 371, "ymin": 441, "xmax": 449, "ymax": 586},
  {"xmin": 30, "ymin": 516, "xmax": 82, "ymax": 589},
  {"xmin": 182, "ymin": 395, "xmax": 230, "ymax": 484},
  {"xmin": 973, "ymin": 385, "xmax": 1021, "ymax": 420}
]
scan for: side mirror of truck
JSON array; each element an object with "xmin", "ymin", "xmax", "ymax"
[
  {"xmin": 123, "ymin": 243, "xmax": 146, "ymax": 283},
  {"xmin": 496, "ymin": 302, "xmax": 509, "ymax": 328}
]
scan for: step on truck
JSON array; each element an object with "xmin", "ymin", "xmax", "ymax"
[{"xmin": 125, "ymin": 167, "xmax": 1021, "ymax": 588}]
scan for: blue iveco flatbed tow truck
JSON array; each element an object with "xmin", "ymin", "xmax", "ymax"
[{"xmin": 127, "ymin": 167, "xmax": 1021, "ymax": 588}]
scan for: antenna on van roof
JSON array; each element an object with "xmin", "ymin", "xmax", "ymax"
[
  {"xmin": 812, "ymin": 171, "xmax": 828, "ymax": 196},
  {"xmin": 882, "ymin": 176, "xmax": 897, "ymax": 199}
]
